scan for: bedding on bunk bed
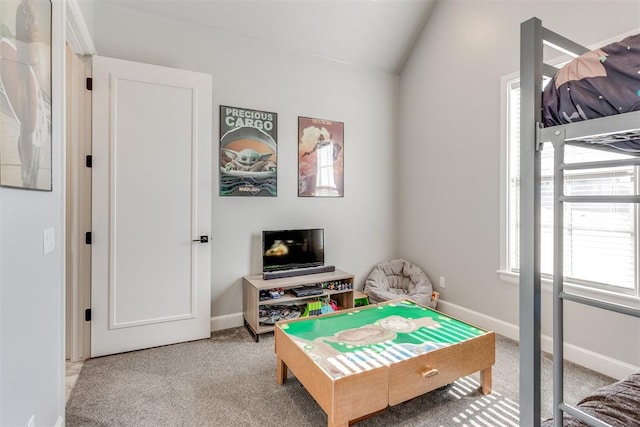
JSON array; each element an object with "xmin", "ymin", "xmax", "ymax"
[
  {"xmin": 541, "ymin": 372, "xmax": 640, "ymax": 427},
  {"xmin": 541, "ymin": 33, "xmax": 640, "ymax": 154},
  {"xmin": 543, "ymin": 33, "xmax": 640, "ymax": 125}
]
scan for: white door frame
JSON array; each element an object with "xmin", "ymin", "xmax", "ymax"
[
  {"xmin": 65, "ymin": 0, "xmax": 96, "ymax": 362},
  {"xmin": 64, "ymin": 44, "xmax": 92, "ymax": 362}
]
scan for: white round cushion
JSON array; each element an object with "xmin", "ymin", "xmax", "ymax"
[{"xmin": 364, "ymin": 259, "xmax": 435, "ymax": 308}]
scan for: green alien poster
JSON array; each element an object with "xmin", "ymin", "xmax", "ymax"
[{"xmin": 219, "ymin": 105, "xmax": 277, "ymax": 196}]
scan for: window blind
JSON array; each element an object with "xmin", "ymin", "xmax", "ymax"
[{"xmin": 508, "ymin": 83, "xmax": 637, "ymax": 293}]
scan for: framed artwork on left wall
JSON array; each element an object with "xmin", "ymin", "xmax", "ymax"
[{"xmin": 0, "ymin": 0, "xmax": 52, "ymax": 191}]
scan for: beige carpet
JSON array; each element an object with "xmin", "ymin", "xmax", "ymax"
[{"xmin": 66, "ymin": 327, "xmax": 614, "ymax": 426}]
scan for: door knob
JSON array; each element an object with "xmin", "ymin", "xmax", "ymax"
[{"xmin": 192, "ymin": 235, "xmax": 209, "ymax": 243}]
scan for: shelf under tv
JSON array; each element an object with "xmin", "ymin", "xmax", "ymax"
[{"xmin": 242, "ymin": 269, "xmax": 354, "ymax": 342}]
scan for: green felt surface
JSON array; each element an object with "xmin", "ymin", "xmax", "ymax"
[{"xmin": 280, "ymin": 300, "xmax": 484, "ymax": 349}]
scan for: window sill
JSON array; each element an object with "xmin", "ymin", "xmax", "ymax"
[{"xmin": 497, "ymin": 270, "xmax": 640, "ymax": 309}]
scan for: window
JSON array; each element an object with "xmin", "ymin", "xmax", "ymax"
[
  {"xmin": 314, "ymin": 141, "xmax": 339, "ymax": 197},
  {"xmin": 502, "ymin": 77, "xmax": 639, "ymax": 299}
]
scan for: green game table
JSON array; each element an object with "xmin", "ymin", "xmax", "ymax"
[{"xmin": 275, "ymin": 299, "xmax": 495, "ymax": 427}]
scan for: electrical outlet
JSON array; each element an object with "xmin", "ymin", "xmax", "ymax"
[
  {"xmin": 27, "ymin": 415, "xmax": 35, "ymax": 427},
  {"xmin": 439, "ymin": 276, "xmax": 446, "ymax": 289}
]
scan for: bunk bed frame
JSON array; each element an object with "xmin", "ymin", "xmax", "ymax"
[{"xmin": 519, "ymin": 18, "xmax": 640, "ymax": 427}]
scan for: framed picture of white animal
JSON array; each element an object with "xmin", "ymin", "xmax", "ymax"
[
  {"xmin": 298, "ymin": 116, "xmax": 344, "ymax": 197},
  {"xmin": 0, "ymin": 0, "xmax": 52, "ymax": 191},
  {"xmin": 219, "ymin": 105, "xmax": 278, "ymax": 196}
]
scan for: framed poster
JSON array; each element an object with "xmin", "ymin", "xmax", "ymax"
[
  {"xmin": 219, "ymin": 105, "xmax": 277, "ymax": 197},
  {"xmin": 298, "ymin": 116, "xmax": 344, "ymax": 197},
  {"xmin": 0, "ymin": 0, "xmax": 52, "ymax": 191}
]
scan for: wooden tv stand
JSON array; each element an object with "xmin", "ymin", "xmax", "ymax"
[{"xmin": 242, "ymin": 269, "xmax": 354, "ymax": 341}]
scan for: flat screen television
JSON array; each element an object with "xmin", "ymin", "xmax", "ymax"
[{"xmin": 262, "ymin": 228, "xmax": 324, "ymax": 273}]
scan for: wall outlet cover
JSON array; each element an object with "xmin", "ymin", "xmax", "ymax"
[{"xmin": 43, "ymin": 227, "xmax": 55, "ymax": 255}]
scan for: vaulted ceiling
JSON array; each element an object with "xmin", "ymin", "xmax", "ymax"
[{"xmin": 98, "ymin": 0, "xmax": 437, "ymax": 74}]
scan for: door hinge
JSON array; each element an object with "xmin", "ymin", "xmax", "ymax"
[
  {"xmin": 86, "ymin": 77, "xmax": 93, "ymax": 91},
  {"xmin": 85, "ymin": 308, "xmax": 91, "ymax": 322},
  {"xmin": 85, "ymin": 155, "xmax": 92, "ymax": 168},
  {"xmin": 85, "ymin": 232, "xmax": 92, "ymax": 245}
]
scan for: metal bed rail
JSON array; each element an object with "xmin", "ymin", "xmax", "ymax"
[
  {"xmin": 551, "ymin": 126, "xmax": 640, "ymax": 427},
  {"xmin": 542, "ymin": 27, "xmax": 590, "ymax": 58},
  {"xmin": 520, "ymin": 18, "xmax": 544, "ymax": 427},
  {"xmin": 562, "ymin": 157, "xmax": 640, "ymax": 170},
  {"xmin": 539, "ymin": 111, "xmax": 640, "ymax": 145},
  {"xmin": 559, "ymin": 404, "xmax": 612, "ymax": 427},
  {"xmin": 560, "ymin": 292, "xmax": 640, "ymax": 319},
  {"xmin": 521, "ymin": 17, "xmax": 640, "ymax": 427},
  {"xmin": 560, "ymin": 195, "xmax": 640, "ymax": 203}
]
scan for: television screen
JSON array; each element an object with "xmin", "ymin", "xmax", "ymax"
[{"xmin": 262, "ymin": 228, "xmax": 324, "ymax": 272}]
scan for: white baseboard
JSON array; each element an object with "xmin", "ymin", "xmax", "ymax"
[
  {"xmin": 210, "ymin": 312, "xmax": 244, "ymax": 332},
  {"xmin": 437, "ymin": 300, "xmax": 639, "ymax": 380},
  {"xmin": 55, "ymin": 415, "xmax": 64, "ymax": 427},
  {"xmin": 437, "ymin": 300, "xmax": 520, "ymax": 341},
  {"xmin": 560, "ymin": 341, "xmax": 639, "ymax": 381}
]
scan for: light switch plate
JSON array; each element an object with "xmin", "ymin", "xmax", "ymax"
[{"xmin": 43, "ymin": 227, "xmax": 55, "ymax": 255}]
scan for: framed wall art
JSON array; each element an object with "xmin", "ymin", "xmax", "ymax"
[
  {"xmin": 0, "ymin": 0, "xmax": 52, "ymax": 191},
  {"xmin": 298, "ymin": 116, "xmax": 344, "ymax": 197},
  {"xmin": 219, "ymin": 105, "xmax": 278, "ymax": 197}
]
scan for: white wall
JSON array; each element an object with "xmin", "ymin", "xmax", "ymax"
[
  {"xmin": 0, "ymin": 1, "xmax": 66, "ymax": 426},
  {"xmin": 2, "ymin": 1, "xmax": 637, "ymax": 424},
  {"xmin": 75, "ymin": 0, "xmax": 93, "ymax": 39},
  {"xmin": 400, "ymin": 0, "xmax": 640, "ymax": 375},
  {"xmin": 92, "ymin": 3, "xmax": 400, "ymax": 321}
]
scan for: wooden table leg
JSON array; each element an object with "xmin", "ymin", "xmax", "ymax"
[
  {"xmin": 276, "ymin": 355, "xmax": 287, "ymax": 385},
  {"xmin": 480, "ymin": 367, "xmax": 492, "ymax": 394},
  {"xmin": 327, "ymin": 417, "xmax": 349, "ymax": 427}
]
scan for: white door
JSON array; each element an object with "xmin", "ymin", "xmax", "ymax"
[{"xmin": 91, "ymin": 56, "xmax": 212, "ymax": 357}]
